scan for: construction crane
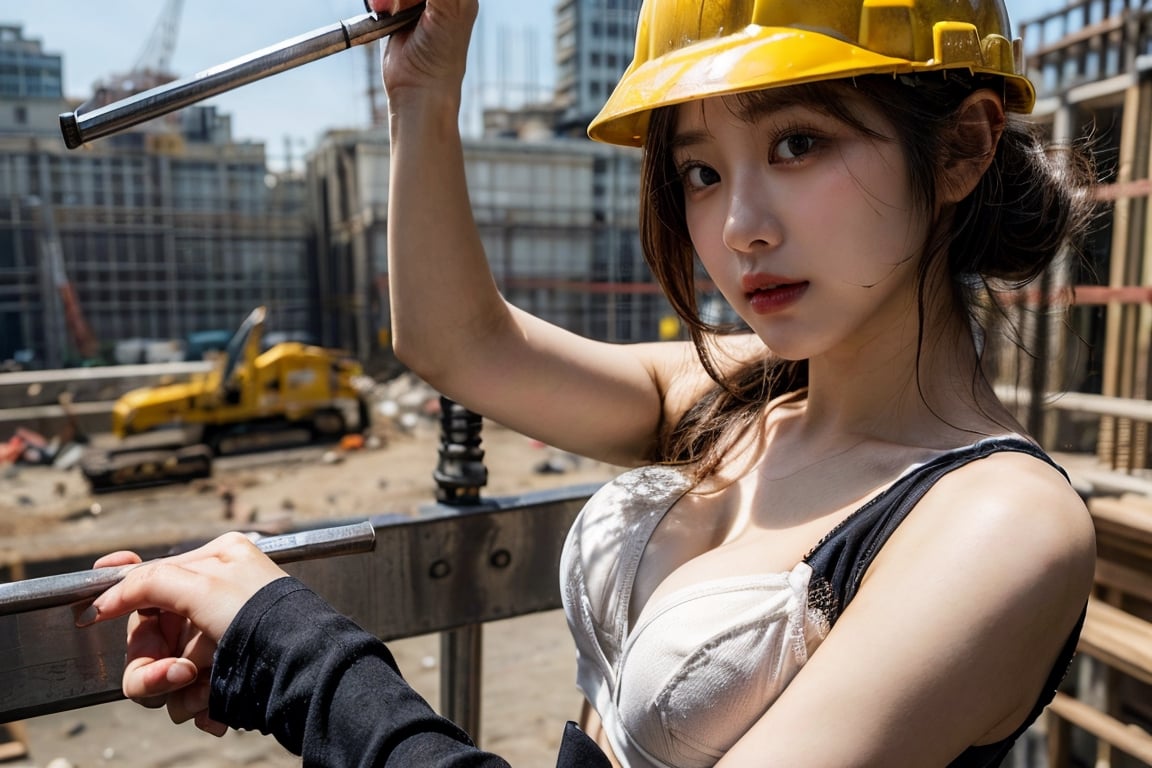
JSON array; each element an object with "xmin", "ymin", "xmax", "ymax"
[
  {"xmin": 134, "ymin": 0, "xmax": 184, "ymax": 80},
  {"xmin": 87, "ymin": 0, "xmax": 185, "ymax": 110},
  {"xmin": 32, "ymin": 196, "xmax": 99, "ymax": 365}
]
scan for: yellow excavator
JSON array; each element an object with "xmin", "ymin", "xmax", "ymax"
[{"xmin": 81, "ymin": 307, "xmax": 369, "ymax": 492}]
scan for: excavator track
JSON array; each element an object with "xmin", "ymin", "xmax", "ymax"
[
  {"xmin": 205, "ymin": 421, "xmax": 318, "ymax": 456},
  {"xmin": 80, "ymin": 444, "xmax": 213, "ymax": 493}
]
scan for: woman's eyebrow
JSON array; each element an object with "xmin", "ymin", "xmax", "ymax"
[{"xmin": 668, "ymin": 129, "xmax": 712, "ymax": 153}]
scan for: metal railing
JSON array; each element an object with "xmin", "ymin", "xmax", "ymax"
[{"xmin": 0, "ymin": 484, "xmax": 597, "ymax": 735}]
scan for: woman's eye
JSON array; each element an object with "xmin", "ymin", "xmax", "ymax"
[
  {"xmin": 682, "ymin": 164, "xmax": 721, "ymax": 189},
  {"xmin": 775, "ymin": 134, "xmax": 816, "ymax": 161}
]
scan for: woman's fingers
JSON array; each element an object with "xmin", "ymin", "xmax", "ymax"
[
  {"xmin": 75, "ymin": 533, "xmax": 290, "ymax": 735},
  {"xmin": 121, "ymin": 610, "xmax": 207, "ymax": 703},
  {"xmin": 122, "ymin": 656, "xmax": 211, "ymax": 726},
  {"xmin": 76, "ymin": 560, "xmax": 222, "ymax": 634},
  {"xmin": 166, "ymin": 674, "xmax": 212, "ymax": 726},
  {"xmin": 382, "ymin": 0, "xmax": 478, "ymax": 97},
  {"xmin": 79, "ymin": 533, "xmax": 287, "ymax": 642},
  {"xmin": 124, "ymin": 603, "xmax": 200, "ymax": 669},
  {"xmin": 93, "ymin": 550, "xmax": 142, "ymax": 569},
  {"xmin": 122, "ymin": 656, "xmax": 197, "ymax": 702}
]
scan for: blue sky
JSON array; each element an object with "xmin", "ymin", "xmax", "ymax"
[{"xmin": 10, "ymin": 0, "xmax": 1061, "ymax": 169}]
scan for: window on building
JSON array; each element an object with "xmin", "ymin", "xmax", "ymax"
[{"xmin": 14, "ymin": 105, "xmax": 26, "ymax": 124}]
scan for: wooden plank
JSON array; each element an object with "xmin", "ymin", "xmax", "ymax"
[
  {"xmin": 994, "ymin": 387, "xmax": 1152, "ymax": 423},
  {"xmin": 1099, "ymin": 82, "xmax": 1144, "ymax": 467},
  {"xmin": 1081, "ymin": 469, "xmax": 1152, "ymax": 497},
  {"xmin": 1090, "ymin": 497, "xmax": 1152, "ymax": 544},
  {"xmin": 1117, "ymin": 494, "xmax": 1152, "ymax": 513},
  {"xmin": 1047, "ymin": 706, "xmax": 1073, "ymax": 768},
  {"xmin": 1079, "ymin": 599, "xmax": 1152, "ymax": 685},
  {"xmin": 1073, "ymin": 284, "xmax": 1152, "ymax": 303},
  {"xmin": 1093, "ymin": 179, "xmax": 1152, "ymax": 202},
  {"xmin": 1048, "ymin": 692, "xmax": 1152, "ymax": 764},
  {"xmin": 0, "ymin": 742, "xmax": 28, "ymax": 761},
  {"xmin": 0, "ymin": 721, "xmax": 27, "ymax": 761},
  {"xmin": 1137, "ymin": 78, "xmax": 1152, "ymax": 471},
  {"xmin": 1096, "ymin": 559, "xmax": 1152, "ymax": 605}
]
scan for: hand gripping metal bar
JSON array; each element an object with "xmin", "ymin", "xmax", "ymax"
[
  {"xmin": 0, "ymin": 520, "xmax": 377, "ymax": 616},
  {"xmin": 58, "ymin": 3, "xmax": 425, "ymax": 149}
]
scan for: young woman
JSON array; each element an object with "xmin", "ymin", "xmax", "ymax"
[{"xmin": 79, "ymin": 0, "xmax": 1097, "ymax": 765}]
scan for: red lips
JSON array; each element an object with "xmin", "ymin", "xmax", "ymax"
[{"xmin": 742, "ymin": 274, "xmax": 808, "ymax": 314}]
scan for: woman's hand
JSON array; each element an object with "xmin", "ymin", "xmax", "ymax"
[
  {"xmin": 75, "ymin": 534, "xmax": 289, "ymax": 736},
  {"xmin": 375, "ymin": 0, "xmax": 478, "ymax": 105}
]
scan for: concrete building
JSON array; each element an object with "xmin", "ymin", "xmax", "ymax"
[
  {"xmin": 553, "ymin": 0, "xmax": 643, "ymax": 136},
  {"xmin": 0, "ymin": 25, "xmax": 65, "ymax": 137},
  {"xmin": 308, "ymin": 128, "xmax": 668, "ymax": 364},
  {"xmin": 0, "ymin": 26, "xmax": 313, "ymax": 369}
]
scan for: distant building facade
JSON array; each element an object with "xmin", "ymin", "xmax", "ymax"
[
  {"xmin": 0, "ymin": 25, "xmax": 65, "ymax": 137},
  {"xmin": 0, "ymin": 25, "xmax": 313, "ymax": 368},
  {"xmin": 308, "ymin": 128, "xmax": 668, "ymax": 363},
  {"xmin": 554, "ymin": 0, "xmax": 643, "ymax": 136}
]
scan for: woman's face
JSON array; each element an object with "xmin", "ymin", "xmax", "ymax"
[{"xmin": 672, "ymin": 91, "xmax": 932, "ymax": 362}]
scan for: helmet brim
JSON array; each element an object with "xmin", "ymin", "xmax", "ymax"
[{"xmin": 588, "ymin": 25, "xmax": 1036, "ymax": 147}]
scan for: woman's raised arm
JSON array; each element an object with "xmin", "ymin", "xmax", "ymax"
[{"xmin": 379, "ymin": 0, "xmax": 699, "ymax": 466}]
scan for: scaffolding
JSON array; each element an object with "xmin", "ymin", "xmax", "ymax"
[{"xmin": 1009, "ymin": 0, "xmax": 1152, "ymax": 472}]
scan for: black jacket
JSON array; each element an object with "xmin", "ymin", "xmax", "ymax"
[{"xmin": 210, "ymin": 576, "xmax": 610, "ymax": 767}]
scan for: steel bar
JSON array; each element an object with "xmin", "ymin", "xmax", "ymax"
[
  {"xmin": 0, "ymin": 520, "xmax": 376, "ymax": 617},
  {"xmin": 59, "ymin": 3, "xmax": 425, "ymax": 149}
]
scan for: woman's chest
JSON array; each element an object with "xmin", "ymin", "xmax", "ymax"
[{"xmin": 628, "ymin": 451, "xmax": 914, "ymax": 629}]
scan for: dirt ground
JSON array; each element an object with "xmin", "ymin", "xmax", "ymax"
[{"xmin": 0, "ymin": 411, "xmax": 625, "ymax": 768}]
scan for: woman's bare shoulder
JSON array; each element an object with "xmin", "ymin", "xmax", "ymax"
[
  {"xmin": 928, "ymin": 447, "xmax": 1093, "ymax": 548},
  {"xmin": 895, "ymin": 446, "xmax": 1096, "ymax": 607}
]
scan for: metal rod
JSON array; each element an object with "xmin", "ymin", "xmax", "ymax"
[
  {"xmin": 441, "ymin": 625, "xmax": 483, "ymax": 741},
  {"xmin": 59, "ymin": 4, "xmax": 425, "ymax": 149},
  {"xmin": 0, "ymin": 520, "xmax": 376, "ymax": 616}
]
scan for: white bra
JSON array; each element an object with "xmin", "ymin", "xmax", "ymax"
[
  {"xmin": 559, "ymin": 465, "xmax": 831, "ymax": 768},
  {"xmin": 560, "ymin": 436, "xmax": 1057, "ymax": 768}
]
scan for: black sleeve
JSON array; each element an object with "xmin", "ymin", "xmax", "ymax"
[{"xmin": 208, "ymin": 576, "xmax": 510, "ymax": 767}]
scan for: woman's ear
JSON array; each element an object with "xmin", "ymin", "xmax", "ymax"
[{"xmin": 938, "ymin": 90, "xmax": 1006, "ymax": 205}]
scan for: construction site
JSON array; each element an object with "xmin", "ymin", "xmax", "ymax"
[{"xmin": 3, "ymin": 0, "xmax": 1152, "ymax": 766}]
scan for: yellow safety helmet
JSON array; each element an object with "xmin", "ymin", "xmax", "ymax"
[{"xmin": 588, "ymin": 0, "xmax": 1035, "ymax": 147}]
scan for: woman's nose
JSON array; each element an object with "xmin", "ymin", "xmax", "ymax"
[{"xmin": 721, "ymin": 193, "xmax": 782, "ymax": 255}]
